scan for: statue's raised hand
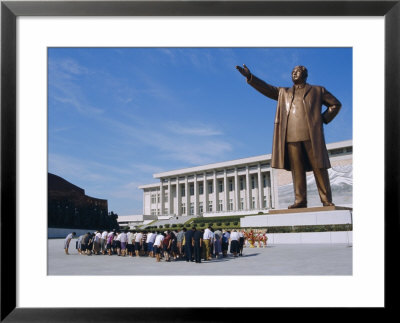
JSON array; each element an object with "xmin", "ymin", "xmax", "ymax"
[{"xmin": 236, "ymin": 64, "xmax": 251, "ymax": 79}]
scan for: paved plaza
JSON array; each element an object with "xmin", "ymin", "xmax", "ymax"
[{"xmin": 48, "ymin": 239, "xmax": 352, "ymax": 275}]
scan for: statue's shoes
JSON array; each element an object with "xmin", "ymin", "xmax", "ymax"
[
  {"xmin": 288, "ymin": 201, "xmax": 307, "ymax": 209},
  {"xmin": 322, "ymin": 202, "xmax": 335, "ymax": 207}
]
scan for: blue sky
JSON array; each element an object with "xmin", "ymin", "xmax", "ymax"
[{"xmin": 48, "ymin": 47, "xmax": 352, "ymax": 215}]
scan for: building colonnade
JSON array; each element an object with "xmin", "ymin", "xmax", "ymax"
[{"xmin": 141, "ymin": 163, "xmax": 277, "ymax": 217}]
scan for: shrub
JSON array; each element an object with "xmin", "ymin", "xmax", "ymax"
[
  {"xmin": 224, "ymin": 222, "xmax": 231, "ymax": 226},
  {"xmin": 171, "ymin": 224, "xmax": 177, "ymax": 228},
  {"xmin": 257, "ymin": 212, "xmax": 264, "ymax": 215},
  {"xmin": 216, "ymin": 222, "xmax": 222, "ymax": 226},
  {"xmin": 165, "ymin": 224, "xmax": 170, "ymax": 228},
  {"xmin": 190, "ymin": 215, "xmax": 244, "ymax": 224},
  {"xmin": 178, "ymin": 223, "xmax": 184, "ymax": 228},
  {"xmin": 159, "ymin": 225, "xmax": 163, "ymax": 229},
  {"xmin": 233, "ymin": 221, "xmax": 238, "ymax": 225}
]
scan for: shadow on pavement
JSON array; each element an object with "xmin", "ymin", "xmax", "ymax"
[{"xmin": 240, "ymin": 253, "xmax": 260, "ymax": 257}]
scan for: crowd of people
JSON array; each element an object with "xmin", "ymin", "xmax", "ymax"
[{"xmin": 63, "ymin": 227, "xmax": 268, "ymax": 263}]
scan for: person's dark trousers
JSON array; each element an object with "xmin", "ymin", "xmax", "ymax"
[
  {"xmin": 185, "ymin": 244, "xmax": 193, "ymax": 261},
  {"xmin": 194, "ymin": 243, "xmax": 202, "ymax": 263},
  {"xmin": 182, "ymin": 245, "xmax": 186, "ymax": 260}
]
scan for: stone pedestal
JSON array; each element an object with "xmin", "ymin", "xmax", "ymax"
[
  {"xmin": 240, "ymin": 208, "xmax": 352, "ymax": 228},
  {"xmin": 268, "ymin": 205, "xmax": 352, "ymax": 215}
]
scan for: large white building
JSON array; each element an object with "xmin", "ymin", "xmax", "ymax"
[{"xmin": 139, "ymin": 140, "xmax": 352, "ymax": 217}]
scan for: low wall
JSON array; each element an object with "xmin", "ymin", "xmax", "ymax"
[
  {"xmin": 48, "ymin": 228, "xmax": 96, "ymax": 239},
  {"xmin": 265, "ymin": 231, "xmax": 353, "ymax": 244}
]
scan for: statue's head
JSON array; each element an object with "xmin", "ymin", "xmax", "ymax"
[{"xmin": 292, "ymin": 65, "xmax": 308, "ymax": 84}]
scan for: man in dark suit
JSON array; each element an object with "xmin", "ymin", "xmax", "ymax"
[
  {"xmin": 193, "ymin": 228, "xmax": 203, "ymax": 263},
  {"xmin": 236, "ymin": 64, "xmax": 341, "ymax": 208},
  {"xmin": 184, "ymin": 227, "xmax": 195, "ymax": 262}
]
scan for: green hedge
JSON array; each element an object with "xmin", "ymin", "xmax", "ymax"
[
  {"xmin": 191, "ymin": 215, "xmax": 244, "ymax": 224},
  {"xmin": 249, "ymin": 224, "xmax": 353, "ymax": 234}
]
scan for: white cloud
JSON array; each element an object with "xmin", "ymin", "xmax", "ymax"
[
  {"xmin": 131, "ymin": 163, "xmax": 165, "ymax": 174},
  {"xmin": 97, "ymin": 115, "xmax": 233, "ymax": 166},
  {"xmin": 108, "ymin": 180, "xmax": 148, "ymax": 200},
  {"xmin": 59, "ymin": 58, "xmax": 89, "ymax": 75},
  {"xmin": 162, "ymin": 139, "xmax": 233, "ymax": 165},
  {"xmin": 49, "ymin": 58, "xmax": 104, "ymax": 115},
  {"xmin": 165, "ymin": 122, "xmax": 223, "ymax": 136},
  {"xmin": 52, "ymin": 94, "xmax": 104, "ymax": 115},
  {"xmin": 48, "ymin": 153, "xmax": 113, "ymax": 184}
]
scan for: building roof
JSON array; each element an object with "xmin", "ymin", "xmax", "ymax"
[{"xmin": 152, "ymin": 154, "xmax": 272, "ymax": 179}]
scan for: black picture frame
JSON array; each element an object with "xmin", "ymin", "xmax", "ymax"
[{"xmin": 1, "ymin": 0, "xmax": 398, "ymax": 321}]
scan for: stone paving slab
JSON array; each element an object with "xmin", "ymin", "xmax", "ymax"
[{"xmin": 49, "ymin": 239, "xmax": 352, "ymax": 276}]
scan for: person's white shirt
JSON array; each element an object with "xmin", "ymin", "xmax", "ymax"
[
  {"xmin": 107, "ymin": 232, "xmax": 114, "ymax": 238},
  {"xmin": 101, "ymin": 231, "xmax": 108, "ymax": 239},
  {"xmin": 116, "ymin": 233, "xmax": 121, "ymax": 241},
  {"xmin": 95, "ymin": 232, "xmax": 102, "ymax": 240},
  {"xmin": 65, "ymin": 233, "xmax": 73, "ymax": 241},
  {"xmin": 223, "ymin": 232, "xmax": 230, "ymax": 240},
  {"xmin": 149, "ymin": 232, "xmax": 157, "ymax": 243},
  {"xmin": 238, "ymin": 231, "xmax": 244, "ymax": 238},
  {"xmin": 154, "ymin": 234, "xmax": 164, "ymax": 247},
  {"xmin": 120, "ymin": 232, "xmax": 128, "ymax": 243},
  {"xmin": 146, "ymin": 232, "xmax": 153, "ymax": 243},
  {"xmin": 135, "ymin": 232, "xmax": 143, "ymax": 243},
  {"xmin": 127, "ymin": 232, "xmax": 135, "ymax": 244},
  {"xmin": 230, "ymin": 231, "xmax": 240, "ymax": 241},
  {"xmin": 203, "ymin": 228, "xmax": 212, "ymax": 240}
]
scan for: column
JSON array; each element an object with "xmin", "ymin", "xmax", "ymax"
[
  {"xmin": 246, "ymin": 166, "xmax": 251, "ymax": 210},
  {"xmin": 223, "ymin": 169, "xmax": 228, "ymax": 212},
  {"xmin": 185, "ymin": 176, "xmax": 189, "ymax": 216},
  {"xmin": 160, "ymin": 178, "xmax": 165, "ymax": 215},
  {"xmin": 270, "ymin": 169, "xmax": 279, "ymax": 209},
  {"xmin": 234, "ymin": 168, "xmax": 239, "ymax": 211},
  {"xmin": 267, "ymin": 171, "xmax": 272, "ymax": 208},
  {"xmin": 143, "ymin": 190, "xmax": 146, "ymax": 214},
  {"xmin": 194, "ymin": 174, "xmax": 198, "ymax": 216},
  {"xmin": 265, "ymin": 172, "xmax": 271, "ymax": 208},
  {"xmin": 213, "ymin": 171, "xmax": 217, "ymax": 212},
  {"xmin": 258, "ymin": 164, "xmax": 263, "ymax": 209},
  {"xmin": 176, "ymin": 179, "xmax": 181, "ymax": 216},
  {"xmin": 203, "ymin": 172, "xmax": 208, "ymax": 214},
  {"xmin": 168, "ymin": 179, "xmax": 172, "ymax": 215}
]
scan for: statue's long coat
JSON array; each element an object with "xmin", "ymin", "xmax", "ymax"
[{"xmin": 248, "ymin": 75, "xmax": 342, "ymax": 172}]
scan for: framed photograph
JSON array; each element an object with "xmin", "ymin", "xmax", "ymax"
[{"xmin": 1, "ymin": 0, "xmax": 398, "ymax": 320}]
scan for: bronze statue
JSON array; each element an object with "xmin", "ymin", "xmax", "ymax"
[{"xmin": 236, "ymin": 64, "xmax": 342, "ymax": 209}]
